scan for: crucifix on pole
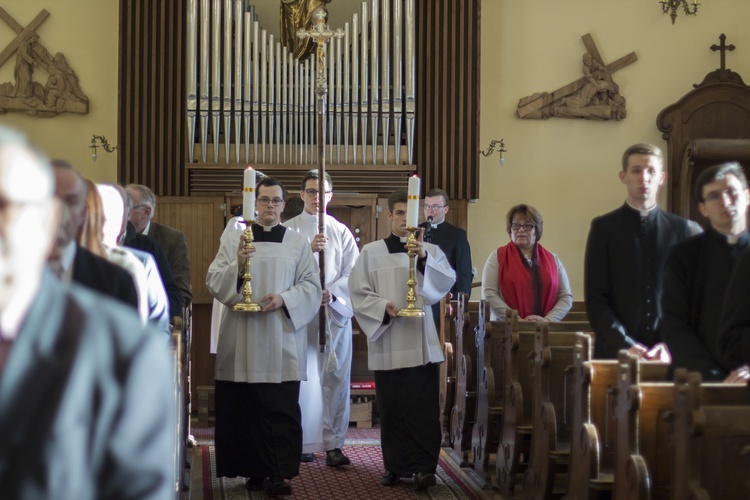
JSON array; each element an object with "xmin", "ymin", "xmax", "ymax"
[{"xmin": 297, "ymin": 7, "xmax": 344, "ymax": 353}]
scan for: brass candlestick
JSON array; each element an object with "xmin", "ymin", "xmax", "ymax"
[
  {"xmin": 397, "ymin": 227, "xmax": 425, "ymax": 318},
  {"xmin": 233, "ymin": 221, "xmax": 262, "ymax": 312}
]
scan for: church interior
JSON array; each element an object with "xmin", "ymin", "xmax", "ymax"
[{"xmin": 3, "ymin": 0, "xmax": 750, "ymax": 498}]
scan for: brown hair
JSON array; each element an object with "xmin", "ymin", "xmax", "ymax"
[
  {"xmin": 621, "ymin": 143, "xmax": 663, "ymax": 171},
  {"xmin": 506, "ymin": 204, "xmax": 544, "ymax": 241},
  {"xmin": 77, "ymin": 178, "xmax": 107, "ymax": 258}
]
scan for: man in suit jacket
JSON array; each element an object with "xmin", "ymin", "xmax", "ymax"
[
  {"xmin": 584, "ymin": 143, "xmax": 699, "ymax": 359},
  {"xmin": 51, "ymin": 160, "xmax": 139, "ymax": 309},
  {"xmin": 127, "ymin": 183, "xmax": 192, "ymax": 308},
  {"xmin": 0, "ymin": 126, "xmax": 175, "ymax": 499}
]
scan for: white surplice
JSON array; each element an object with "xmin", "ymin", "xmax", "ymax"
[
  {"xmin": 284, "ymin": 211, "xmax": 360, "ymax": 452},
  {"xmin": 209, "ymin": 216, "xmax": 243, "ymax": 354},
  {"xmin": 350, "ymin": 236, "xmax": 456, "ymax": 370},
  {"xmin": 206, "ymin": 224, "xmax": 321, "ymax": 383}
]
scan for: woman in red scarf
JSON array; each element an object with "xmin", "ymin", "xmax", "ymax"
[{"xmin": 482, "ymin": 204, "xmax": 572, "ymax": 321}]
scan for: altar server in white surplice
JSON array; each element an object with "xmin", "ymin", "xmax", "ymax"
[
  {"xmin": 350, "ymin": 190, "xmax": 456, "ymax": 491},
  {"xmin": 206, "ymin": 177, "xmax": 321, "ymax": 497},
  {"xmin": 284, "ymin": 170, "xmax": 360, "ymax": 467}
]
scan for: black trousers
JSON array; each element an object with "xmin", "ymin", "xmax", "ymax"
[
  {"xmin": 214, "ymin": 380, "xmax": 302, "ymax": 479},
  {"xmin": 374, "ymin": 363, "xmax": 441, "ymax": 476}
]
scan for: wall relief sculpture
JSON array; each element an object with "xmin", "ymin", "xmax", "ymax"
[
  {"xmin": 517, "ymin": 34, "xmax": 636, "ymax": 121},
  {"xmin": 0, "ymin": 8, "xmax": 88, "ymax": 117}
]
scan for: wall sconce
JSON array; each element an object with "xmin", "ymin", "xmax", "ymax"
[
  {"xmin": 90, "ymin": 134, "xmax": 117, "ymax": 162},
  {"xmin": 480, "ymin": 139, "xmax": 507, "ymax": 166},
  {"xmin": 661, "ymin": 0, "xmax": 699, "ymax": 25}
]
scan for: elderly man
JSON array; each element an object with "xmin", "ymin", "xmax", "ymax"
[
  {"xmin": 0, "ymin": 126, "xmax": 175, "ymax": 499},
  {"xmin": 127, "ymin": 183, "xmax": 192, "ymax": 308},
  {"xmin": 207, "ymin": 177, "xmax": 321, "ymax": 496}
]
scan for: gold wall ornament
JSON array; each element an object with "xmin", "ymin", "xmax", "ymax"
[
  {"xmin": 661, "ymin": 0, "xmax": 700, "ymax": 25},
  {"xmin": 0, "ymin": 7, "xmax": 89, "ymax": 117},
  {"xmin": 480, "ymin": 139, "xmax": 507, "ymax": 166},
  {"xmin": 517, "ymin": 34, "xmax": 637, "ymax": 121},
  {"xmin": 90, "ymin": 135, "xmax": 117, "ymax": 162}
]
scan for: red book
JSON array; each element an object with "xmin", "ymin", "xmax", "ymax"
[{"xmin": 350, "ymin": 381, "xmax": 376, "ymax": 390}]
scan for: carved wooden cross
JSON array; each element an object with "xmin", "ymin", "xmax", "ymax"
[
  {"xmin": 517, "ymin": 34, "xmax": 638, "ymax": 118},
  {"xmin": 710, "ymin": 33, "xmax": 735, "ymax": 70},
  {"xmin": 0, "ymin": 8, "xmax": 49, "ymax": 68}
]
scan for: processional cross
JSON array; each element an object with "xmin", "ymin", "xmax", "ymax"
[{"xmin": 297, "ymin": 8, "xmax": 344, "ymax": 352}]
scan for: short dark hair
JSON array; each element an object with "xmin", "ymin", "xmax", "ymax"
[
  {"xmin": 425, "ymin": 188, "xmax": 449, "ymax": 205},
  {"xmin": 281, "ymin": 196, "xmax": 305, "ymax": 222},
  {"xmin": 695, "ymin": 162, "xmax": 748, "ymax": 202},
  {"xmin": 388, "ymin": 190, "xmax": 408, "ymax": 213},
  {"xmin": 621, "ymin": 143, "xmax": 663, "ymax": 171},
  {"xmin": 506, "ymin": 204, "xmax": 544, "ymax": 241},
  {"xmin": 257, "ymin": 177, "xmax": 286, "ymax": 199},
  {"xmin": 300, "ymin": 169, "xmax": 333, "ymax": 191}
]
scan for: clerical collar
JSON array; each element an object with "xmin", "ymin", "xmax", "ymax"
[
  {"xmin": 394, "ymin": 233, "xmax": 408, "ymax": 243},
  {"xmin": 430, "ymin": 220, "xmax": 443, "ymax": 229},
  {"xmin": 258, "ymin": 222, "xmax": 278, "ymax": 232},
  {"xmin": 626, "ymin": 200, "xmax": 657, "ymax": 218},
  {"xmin": 727, "ymin": 234, "xmax": 740, "ymax": 245}
]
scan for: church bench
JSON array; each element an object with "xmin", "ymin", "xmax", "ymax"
[
  {"xmin": 494, "ymin": 310, "xmax": 592, "ymax": 497},
  {"xmin": 564, "ymin": 345, "xmax": 668, "ymax": 500},
  {"xmin": 449, "ymin": 293, "xmax": 481, "ymax": 467},
  {"xmin": 170, "ymin": 320, "xmax": 186, "ymax": 494},
  {"xmin": 522, "ymin": 327, "xmax": 590, "ymax": 499},
  {"xmin": 670, "ymin": 369, "xmax": 750, "ymax": 500},
  {"xmin": 439, "ymin": 296, "xmax": 459, "ymax": 447}
]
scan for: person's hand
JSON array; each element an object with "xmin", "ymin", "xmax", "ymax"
[
  {"xmin": 260, "ymin": 293, "xmax": 285, "ymax": 313},
  {"xmin": 724, "ymin": 364, "xmax": 750, "ymax": 383},
  {"xmin": 237, "ymin": 235, "xmax": 256, "ymax": 273},
  {"xmin": 627, "ymin": 343, "xmax": 650, "ymax": 360},
  {"xmin": 643, "ymin": 342, "xmax": 671, "ymax": 363},
  {"xmin": 405, "ymin": 229, "xmax": 427, "ymax": 259},
  {"xmin": 523, "ymin": 315, "xmax": 548, "ymax": 322},
  {"xmin": 321, "ymin": 289, "xmax": 332, "ymax": 306},
  {"xmin": 310, "ymin": 233, "xmax": 328, "ymax": 253},
  {"xmin": 386, "ymin": 302, "xmax": 398, "ymax": 318}
]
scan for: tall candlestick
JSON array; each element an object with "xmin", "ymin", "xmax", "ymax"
[
  {"xmin": 243, "ymin": 166, "xmax": 256, "ymax": 221},
  {"xmin": 406, "ymin": 175, "xmax": 420, "ymax": 228}
]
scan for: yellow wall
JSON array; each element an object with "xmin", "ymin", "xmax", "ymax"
[
  {"xmin": 2, "ymin": 0, "xmax": 749, "ymax": 300},
  {"xmin": 473, "ymin": 0, "xmax": 750, "ymax": 300},
  {"xmin": 0, "ymin": 1, "xmax": 119, "ymax": 182}
]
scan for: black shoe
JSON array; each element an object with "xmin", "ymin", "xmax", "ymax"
[
  {"xmin": 244, "ymin": 477, "xmax": 264, "ymax": 491},
  {"xmin": 300, "ymin": 453, "xmax": 315, "ymax": 463},
  {"xmin": 264, "ymin": 476, "xmax": 292, "ymax": 496},
  {"xmin": 381, "ymin": 470, "xmax": 398, "ymax": 486},
  {"xmin": 325, "ymin": 448, "xmax": 351, "ymax": 467},
  {"xmin": 414, "ymin": 472, "xmax": 436, "ymax": 490}
]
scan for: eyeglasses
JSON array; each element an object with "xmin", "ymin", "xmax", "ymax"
[
  {"xmin": 304, "ymin": 188, "xmax": 332, "ymax": 197},
  {"xmin": 704, "ymin": 188, "xmax": 740, "ymax": 203},
  {"xmin": 257, "ymin": 197, "xmax": 285, "ymax": 206},
  {"xmin": 131, "ymin": 204, "xmax": 149, "ymax": 210},
  {"xmin": 510, "ymin": 223, "xmax": 535, "ymax": 232},
  {"xmin": 424, "ymin": 204, "xmax": 447, "ymax": 211}
]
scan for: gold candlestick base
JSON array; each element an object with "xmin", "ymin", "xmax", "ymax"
[
  {"xmin": 397, "ymin": 226, "xmax": 425, "ymax": 318},
  {"xmin": 233, "ymin": 221, "xmax": 262, "ymax": 313}
]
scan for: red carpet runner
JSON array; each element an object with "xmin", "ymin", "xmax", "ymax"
[{"xmin": 199, "ymin": 427, "xmax": 479, "ymax": 499}]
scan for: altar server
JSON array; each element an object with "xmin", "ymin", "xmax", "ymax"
[
  {"xmin": 350, "ymin": 190, "xmax": 455, "ymax": 490},
  {"xmin": 207, "ymin": 177, "xmax": 321, "ymax": 497}
]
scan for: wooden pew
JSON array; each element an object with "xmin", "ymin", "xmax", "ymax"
[
  {"xmin": 564, "ymin": 344, "xmax": 668, "ymax": 500},
  {"xmin": 170, "ymin": 318, "xmax": 185, "ymax": 496},
  {"xmin": 439, "ymin": 296, "xmax": 458, "ymax": 447},
  {"xmin": 469, "ymin": 300, "xmax": 496, "ymax": 486},
  {"xmin": 670, "ymin": 369, "xmax": 750, "ymax": 500},
  {"xmin": 494, "ymin": 311, "xmax": 592, "ymax": 497},
  {"xmin": 522, "ymin": 327, "xmax": 587, "ymax": 499},
  {"xmin": 449, "ymin": 293, "xmax": 481, "ymax": 466}
]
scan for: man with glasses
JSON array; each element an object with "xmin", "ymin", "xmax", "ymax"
[
  {"xmin": 662, "ymin": 162, "xmax": 750, "ymax": 382},
  {"xmin": 284, "ymin": 169, "xmax": 359, "ymax": 467},
  {"xmin": 207, "ymin": 177, "xmax": 322, "ymax": 496},
  {"xmin": 419, "ymin": 188, "xmax": 473, "ymax": 327},
  {"xmin": 584, "ymin": 143, "xmax": 699, "ymax": 359}
]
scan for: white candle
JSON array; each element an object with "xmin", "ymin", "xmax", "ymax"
[
  {"xmin": 406, "ymin": 175, "xmax": 420, "ymax": 228},
  {"xmin": 243, "ymin": 166, "xmax": 256, "ymax": 221}
]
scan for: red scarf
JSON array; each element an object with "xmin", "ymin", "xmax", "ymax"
[{"xmin": 497, "ymin": 242, "xmax": 559, "ymax": 318}]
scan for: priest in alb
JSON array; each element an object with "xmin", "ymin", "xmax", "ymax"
[
  {"xmin": 349, "ymin": 190, "xmax": 456, "ymax": 490},
  {"xmin": 284, "ymin": 170, "xmax": 360, "ymax": 467},
  {"xmin": 206, "ymin": 177, "xmax": 321, "ymax": 496}
]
